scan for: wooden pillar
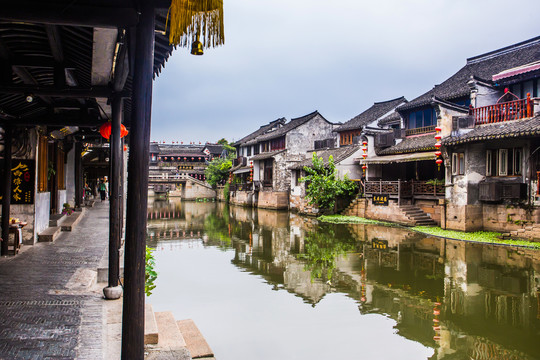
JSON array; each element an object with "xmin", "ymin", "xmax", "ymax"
[
  {"xmin": 74, "ymin": 142, "xmax": 82, "ymax": 208},
  {"xmin": 105, "ymin": 96, "xmax": 123, "ymax": 294},
  {"xmin": 1, "ymin": 125, "xmax": 13, "ymax": 256},
  {"xmin": 121, "ymin": 2, "xmax": 154, "ymax": 359}
]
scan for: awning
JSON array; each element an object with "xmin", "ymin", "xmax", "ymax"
[
  {"xmin": 356, "ymin": 152, "xmax": 435, "ymax": 165},
  {"xmin": 492, "ymin": 60, "xmax": 540, "ymax": 81},
  {"xmin": 232, "ymin": 167, "xmax": 251, "ymax": 174}
]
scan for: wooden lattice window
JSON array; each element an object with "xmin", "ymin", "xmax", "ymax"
[{"xmin": 37, "ymin": 136, "xmax": 48, "ymax": 192}]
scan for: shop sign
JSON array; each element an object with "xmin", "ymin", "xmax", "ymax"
[
  {"xmin": 11, "ymin": 159, "xmax": 35, "ymax": 204},
  {"xmin": 372, "ymin": 193, "xmax": 388, "ymax": 206},
  {"xmin": 372, "ymin": 239, "xmax": 388, "ymax": 250}
]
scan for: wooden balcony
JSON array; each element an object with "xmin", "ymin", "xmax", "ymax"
[
  {"xmin": 472, "ymin": 95, "xmax": 533, "ymax": 125},
  {"xmin": 364, "ymin": 179, "xmax": 444, "ymax": 203},
  {"xmin": 405, "ymin": 125, "xmax": 436, "ymax": 136}
]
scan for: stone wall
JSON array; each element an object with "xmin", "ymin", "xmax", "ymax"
[
  {"xmin": 289, "ymin": 194, "xmax": 319, "ymax": 215},
  {"xmin": 258, "ymin": 191, "xmax": 289, "ymax": 210},
  {"xmin": 415, "ymin": 200, "xmax": 442, "ymax": 225},
  {"xmin": 230, "ymin": 190, "xmax": 254, "ymax": 207},
  {"xmin": 483, "ymin": 204, "xmax": 539, "ymax": 233},
  {"xmin": 182, "ymin": 180, "xmax": 216, "ymax": 200},
  {"xmin": 445, "ymin": 204, "xmax": 483, "ymax": 231},
  {"xmin": 343, "ymin": 198, "xmax": 413, "ymax": 225}
]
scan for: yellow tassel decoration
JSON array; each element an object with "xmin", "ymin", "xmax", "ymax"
[{"xmin": 167, "ymin": 0, "xmax": 225, "ymax": 49}]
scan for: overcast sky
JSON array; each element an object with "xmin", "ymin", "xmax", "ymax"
[{"xmin": 150, "ymin": 0, "xmax": 540, "ymax": 144}]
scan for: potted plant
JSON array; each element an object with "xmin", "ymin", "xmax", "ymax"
[{"xmin": 61, "ymin": 203, "xmax": 73, "ymax": 216}]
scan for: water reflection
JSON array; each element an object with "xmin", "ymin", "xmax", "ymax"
[{"xmin": 147, "ymin": 199, "xmax": 540, "ymax": 360}]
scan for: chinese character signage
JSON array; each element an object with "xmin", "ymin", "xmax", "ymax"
[
  {"xmin": 372, "ymin": 193, "xmax": 389, "ymax": 206},
  {"xmin": 372, "ymin": 239, "xmax": 388, "ymax": 250},
  {"xmin": 11, "ymin": 160, "xmax": 35, "ymax": 204}
]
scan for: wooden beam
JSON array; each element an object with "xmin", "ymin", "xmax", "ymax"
[
  {"xmin": 121, "ymin": 2, "xmax": 155, "ymax": 359},
  {"xmin": 0, "ymin": 4, "xmax": 139, "ymax": 28},
  {"xmin": 2, "ymin": 116, "xmax": 103, "ymax": 128},
  {"xmin": 0, "ymin": 85, "xmax": 118, "ymax": 98},
  {"xmin": 1, "ymin": 125, "xmax": 13, "ymax": 256},
  {"xmin": 45, "ymin": 25, "xmax": 64, "ymax": 63}
]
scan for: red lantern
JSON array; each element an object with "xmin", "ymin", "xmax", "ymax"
[
  {"xmin": 362, "ymin": 165, "xmax": 367, "ymax": 170},
  {"xmin": 99, "ymin": 122, "xmax": 129, "ymax": 140},
  {"xmin": 362, "ymin": 154, "xmax": 367, "ymax": 159},
  {"xmin": 435, "ymin": 134, "xmax": 442, "ymax": 140},
  {"xmin": 434, "ymin": 143, "xmax": 441, "ymax": 149},
  {"xmin": 435, "ymin": 151, "xmax": 442, "ymax": 157},
  {"xmin": 362, "ymin": 141, "xmax": 368, "ymax": 146},
  {"xmin": 158, "ymin": 156, "xmax": 161, "ymax": 160},
  {"xmin": 436, "ymin": 159, "xmax": 443, "ymax": 165},
  {"xmin": 124, "ymin": 145, "xmax": 127, "ymax": 151},
  {"xmin": 435, "ymin": 127, "xmax": 442, "ymax": 132}
]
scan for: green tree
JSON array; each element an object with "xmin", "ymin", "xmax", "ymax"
[
  {"xmin": 205, "ymin": 157, "xmax": 232, "ymax": 187},
  {"xmin": 300, "ymin": 153, "xmax": 356, "ymax": 213}
]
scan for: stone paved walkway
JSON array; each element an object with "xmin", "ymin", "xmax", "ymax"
[{"xmin": 0, "ymin": 202, "xmax": 110, "ymax": 360}]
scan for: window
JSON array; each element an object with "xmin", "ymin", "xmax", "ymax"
[
  {"xmin": 408, "ymin": 108, "xmax": 436, "ymax": 129},
  {"xmin": 487, "ymin": 148, "xmax": 522, "ymax": 177},
  {"xmin": 499, "ymin": 149, "xmax": 508, "ymax": 176},
  {"xmin": 452, "ymin": 153, "xmax": 465, "ymax": 175},
  {"xmin": 270, "ymin": 136, "xmax": 285, "ymax": 151},
  {"xmin": 247, "ymin": 146, "xmax": 251, "ymax": 156}
]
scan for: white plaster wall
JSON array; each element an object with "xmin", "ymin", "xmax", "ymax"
[
  {"xmin": 66, "ymin": 147, "xmax": 75, "ymax": 206},
  {"xmin": 57, "ymin": 190, "xmax": 67, "ymax": 213},
  {"xmin": 34, "ymin": 192, "xmax": 50, "ymax": 237},
  {"xmin": 286, "ymin": 115, "xmax": 335, "ymax": 155}
]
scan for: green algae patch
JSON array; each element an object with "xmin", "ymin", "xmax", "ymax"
[
  {"xmin": 318, "ymin": 215, "xmax": 393, "ymax": 226},
  {"xmin": 412, "ymin": 226, "xmax": 540, "ymax": 249}
]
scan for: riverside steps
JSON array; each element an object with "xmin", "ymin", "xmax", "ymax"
[{"xmin": 0, "ymin": 201, "xmax": 214, "ymax": 359}]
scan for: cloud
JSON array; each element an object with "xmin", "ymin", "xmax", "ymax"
[{"xmin": 151, "ymin": 0, "xmax": 540, "ymax": 143}]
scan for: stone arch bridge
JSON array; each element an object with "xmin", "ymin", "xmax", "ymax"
[{"xmin": 148, "ymin": 173, "xmax": 216, "ymax": 199}]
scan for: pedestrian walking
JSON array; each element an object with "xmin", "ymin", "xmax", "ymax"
[{"xmin": 99, "ymin": 178, "xmax": 107, "ymax": 201}]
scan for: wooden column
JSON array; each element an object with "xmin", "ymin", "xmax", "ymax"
[
  {"xmin": 1, "ymin": 125, "xmax": 13, "ymax": 256},
  {"xmin": 108, "ymin": 96, "xmax": 122, "ymax": 288},
  {"xmin": 121, "ymin": 2, "xmax": 154, "ymax": 359},
  {"xmin": 74, "ymin": 142, "xmax": 82, "ymax": 208}
]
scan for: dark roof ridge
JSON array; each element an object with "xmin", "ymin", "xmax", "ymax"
[
  {"xmin": 467, "ymin": 36, "xmax": 540, "ymax": 65},
  {"xmin": 290, "ymin": 110, "xmax": 320, "ymax": 122},
  {"xmin": 373, "ymin": 96, "xmax": 407, "ymax": 105}
]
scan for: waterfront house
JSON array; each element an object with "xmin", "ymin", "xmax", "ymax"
[
  {"xmin": 230, "ymin": 111, "xmax": 338, "ymax": 209},
  {"xmin": 336, "ymin": 96, "xmax": 407, "ymax": 147},
  {"xmin": 357, "ymin": 36, "xmax": 540, "ymax": 232}
]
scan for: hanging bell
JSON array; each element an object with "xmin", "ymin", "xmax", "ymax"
[{"xmin": 190, "ymin": 34, "xmax": 204, "ymax": 56}]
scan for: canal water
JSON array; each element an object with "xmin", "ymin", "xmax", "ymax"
[{"xmin": 146, "ymin": 199, "xmax": 540, "ymax": 360}]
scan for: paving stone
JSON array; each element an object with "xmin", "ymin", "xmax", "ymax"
[{"xmin": 0, "ymin": 202, "xmax": 110, "ymax": 360}]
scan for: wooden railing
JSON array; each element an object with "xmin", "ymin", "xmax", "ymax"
[
  {"xmin": 472, "ymin": 95, "xmax": 532, "ymax": 125},
  {"xmin": 364, "ymin": 179, "xmax": 444, "ymax": 201},
  {"xmin": 405, "ymin": 125, "xmax": 436, "ymax": 136}
]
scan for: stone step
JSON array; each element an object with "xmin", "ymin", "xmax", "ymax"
[
  {"xmin": 97, "ymin": 247, "xmax": 124, "ymax": 283},
  {"xmin": 61, "ymin": 210, "xmax": 84, "ymax": 231},
  {"xmin": 177, "ymin": 319, "xmax": 214, "ymax": 359},
  {"xmin": 38, "ymin": 226, "xmax": 61, "ymax": 242},
  {"xmin": 145, "ymin": 304, "xmax": 159, "ymax": 345},
  {"xmin": 154, "ymin": 311, "xmax": 187, "ymax": 350},
  {"xmin": 49, "ymin": 213, "xmax": 66, "ymax": 227}
]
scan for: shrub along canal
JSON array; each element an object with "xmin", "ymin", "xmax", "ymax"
[{"xmin": 146, "ymin": 198, "xmax": 540, "ymax": 360}]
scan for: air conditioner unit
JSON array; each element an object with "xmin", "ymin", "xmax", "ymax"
[
  {"xmin": 501, "ymin": 183, "xmax": 526, "ymax": 199},
  {"xmin": 479, "ymin": 182, "xmax": 501, "ymax": 201},
  {"xmin": 452, "ymin": 116, "xmax": 474, "ymax": 131},
  {"xmin": 375, "ymin": 132, "xmax": 394, "ymax": 148}
]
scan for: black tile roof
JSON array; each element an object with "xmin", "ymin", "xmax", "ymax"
[
  {"xmin": 289, "ymin": 145, "xmax": 362, "ymax": 170},
  {"xmin": 256, "ymin": 111, "xmax": 330, "ymax": 142},
  {"xmin": 250, "ymin": 150, "xmax": 286, "ymax": 161},
  {"xmin": 336, "ymin": 97, "xmax": 407, "ymax": 132},
  {"xmin": 203, "ymin": 144, "xmax": 225, "ymax": 155},
  {"xmin": 233, "ymin": 118, "xmax": 286, "ymax": 146},
  {"xmin": 443, "ymin": 115, "xmax": 540, "ymax": 146},
  {"xmin": 377, "ymin": 134, "xmax": 436, "ymax": 155},
  {"xmin": 399, "ymin": 36, "xmax": 540, "ymax": 112},
  {"xmin": 377, "ymin": 111, "xmax": 402, "ymax": 127}
]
